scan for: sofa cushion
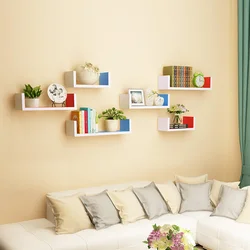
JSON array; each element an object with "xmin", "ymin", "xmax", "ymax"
[
  {"xmin": 46, "ymin": 181, "xmax": 151, "ymax": 224},
  {"xmin": 197, "ymin": 216, "xmax": 250, "ymax": 250},
  {"xmin": 211, "ymin": 185, "xmax": 247, "ymax": 220},
  {"xmin": 156, "ymin": 181, "xmax": 181, "ymax": 214},
  {"xmin": 79, "ymin": 190, "xmax": 120, "ymax": 230},
  {"xmin": 178, "ymin": 182, "xmax": 213, "ymax": 213},
  {"xmin": 210, "ymin": 179, "xmax": 240, "ymax": 206},
  {"xmin": 133, "ymin": 182, "xmax": 169, "ymax": 219},
  {"xmin": 175, "ymin": 174, "xmax": 208, "ymax": 184},
  {"xmin": 47, "ymin": 193, "xmax": 93, "ymax": 234},
  {"xmin": 237, "ymin": 187, "xmax": 250, "ymax": 224},
  {"xmin": 107, "ymin": 187, "xmax": 146, "ymax": 224}
]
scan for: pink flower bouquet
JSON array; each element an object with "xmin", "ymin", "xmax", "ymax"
[{"xmin": 144, "ymin": 224, "xmax": 197, "ymax": 250}]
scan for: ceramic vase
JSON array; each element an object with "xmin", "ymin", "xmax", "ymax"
[
  {"xmin": 154, "ymin": 96, "xmax": 164, "ymax": 106},
  {"xmin": 75, "ymin": 65, "xmax": 99, "ymax": 85},
  {"xmin": 105, "ymin": 120, "xmax": 119, "ymax": 132},
  {"xmin": 25, "ymin": 98, "xmax": 39, "ymax": 108},
  {"xmin": 145, "ymin": 94, "xmax": 156, "ymax": 106}
]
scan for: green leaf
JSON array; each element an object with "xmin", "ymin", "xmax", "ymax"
[{"xmin": 172, "ymin": 225, "xmax": 180, "ymax": 231}]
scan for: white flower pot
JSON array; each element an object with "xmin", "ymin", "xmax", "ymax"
[
  {"xmin": 25, "ymin": 98, "xmax": 39, "ymax": 108},
  {"xmin": 154, "ymin": 96, "xmax": 164, "ymax": 106},
  {"xmin": 75, "ymin": 65, "xmax": 99, "ymax": 85},
  {"xmin": 105, "ymin": 120, "xmax": 119, "ymax": 132}
]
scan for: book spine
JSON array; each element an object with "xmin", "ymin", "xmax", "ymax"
[
  {"xmin": 71, "ymin": 111, "xmax": 82, "ymax": 134},
  {"xmin": 80, "ymin": 111, "xmax": 85, "ymax": 134}
]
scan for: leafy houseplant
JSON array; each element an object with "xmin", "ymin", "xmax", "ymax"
[
  {"xmin": 98, "ymin": 107, "xmax": 126, "ymax": 132},
  {"xmin": 167, "ymin": 104, "xmax": 189, "ymax": 124},
  {"xmin": 23, "ymin": 84, "xmax": 42, "ymax": 108},
  {"xmin": 75, "ymin": 62, "xmax": 100, "ymax": 85}
]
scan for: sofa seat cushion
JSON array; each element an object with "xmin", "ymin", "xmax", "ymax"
[
  {"xmin": 0, "ymin": 213, "xmax": 203, "ymax": 250},
  {"xmin": 197, "ymin": 216, "xmax": 250, "ymax": 250}
]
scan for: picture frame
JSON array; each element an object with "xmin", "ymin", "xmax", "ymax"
[{"xmin": 128, "ymin": 89, "xmax": 145, "ymax": 106}]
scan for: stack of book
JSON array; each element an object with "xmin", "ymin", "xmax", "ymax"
[
  {"xmin": 163, "ymin": 66, "xmax": 193, "ymax": 87},
  {"xmin": 71, "ymin": 108, "xmax": 98, "ymax": 134},
  {"xmin": 170, "ymin": 124, "xmax": 188, "ymax": 129}
]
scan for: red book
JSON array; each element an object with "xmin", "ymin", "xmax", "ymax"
[{"xmin": 83, "ymin": 110, "xmax": 88, "ymax": 133}]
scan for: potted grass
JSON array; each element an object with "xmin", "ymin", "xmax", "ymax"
[
  {"xmin": 98, "ymin": 107, "xmax": 126, "ymax": 132},
  {"xmin": 23, "ymin": 84, "xmax": 42, "ymax": 108}
]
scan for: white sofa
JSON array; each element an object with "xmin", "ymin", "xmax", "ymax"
[{"xmin": 0, "ymin": 181, "xmax": 250, "ymax": 250}]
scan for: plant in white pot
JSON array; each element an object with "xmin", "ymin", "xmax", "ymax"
[
  {"xmin": 98, "ymin": 107, "xmax": 127, "ymax": 132},
  {"xmin": 75, "ymin": 62, "xmax": 100, "ymax": 85},
  {"xmin": 23, "ymin": 84, "xmax": 42, "ymax": 108}
]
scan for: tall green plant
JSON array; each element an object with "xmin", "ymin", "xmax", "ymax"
[
  {"xmin": 23, "ymin": 84, "xmax": 42, "ymax": 99},
  {"xmin": 98, "ymin": 107, "xmax": 126, "ymax": 120}
]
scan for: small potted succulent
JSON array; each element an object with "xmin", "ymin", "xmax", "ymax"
[
  {"xmin": 75, "ymin": 62, "xmax": 100, "ymax": 85},
  {"xmin": 23, "ymin": 84, "xmax": 42, "ymax": 108},
  {"xmin": 98, "ymin": 107, "xmax": 126, "ymax": 132}
]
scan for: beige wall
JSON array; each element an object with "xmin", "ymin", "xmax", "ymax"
[{"xmin": 0, "ymin": 0, "xmax": 240, "ymax": 224}]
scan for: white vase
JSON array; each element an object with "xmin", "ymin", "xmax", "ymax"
[
  {"xmin": 145, "ymin": 94, "xmax": 156, "ymax": 106},
  {"xmin": 75, "ymin": 65, "xmax": 99, "ymax": 85},
  {"xmin": 25, "ymin": 98, "xmax": 39, "ymax": 108},
  {"xmin": 105, "ymin": 120, "xmax": 119, "ymax": 132},
  {"xmin": 154, "ymin": 96, "xmax": 164, "ymax": 106}
]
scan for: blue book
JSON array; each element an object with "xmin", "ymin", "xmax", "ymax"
[{"xmin": 79, "ymin": 107, "xmax": 92, "ymax": 133}]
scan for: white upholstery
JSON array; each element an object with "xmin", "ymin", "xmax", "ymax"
[
  {"xmin": 197, "ymin": 216, "xmax": 250, "ymax": 250},
  {"xmin": 0, "ymin": 213, "xmax": 206, "ymax": 250}
]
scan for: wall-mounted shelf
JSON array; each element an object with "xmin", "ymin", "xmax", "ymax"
[
  {"xmin": 64, "ymin": 71, "xmax": 110, "ymax": 88},
  {"xmin": 158, "ymin": 116, "xmax": 195, "ymax": 132},
  {"xmin": 66, "ymin": 119, "xmax": 131, "ymax": 137},
  {"xmin": 15, "ymin": 93, "xmax": 77, "ymax": 111},
  {"xmin": 119, "ymin": 94, "xmax": 169, "ymax": 109},
  {"xmin": 158, "ymin": 76, "xmax": 212, "ymax": 90}
]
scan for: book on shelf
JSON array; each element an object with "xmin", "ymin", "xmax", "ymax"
[
  {"xmin": 80, "ymin": 107, "xmax": 92, "ymax": 133},
  {"xmin": 170, "ymin": 124, "xmax": 188, "ymax": 129},
  {"xmin": 71, "ymin": 111, "xmax": 83, "ymax": 134},
  {"xmin": 163, "ymin": 66, "xmax": 193, "ymax": 87}
]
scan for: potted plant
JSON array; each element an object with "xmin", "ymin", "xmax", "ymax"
[
  {"xmin": 167, "ymin": 104, "xmax": 189, "ymax": 124},
  {"xmin": 98, "ymin": 107, "xmax": 127, "ymax": 132},
  {"xmin": 23, "ymin": 84, "xmax": 42, "ymax": 108},
  {"xmin": 75, "ymin": 62, "xmax": 100, "ymax": 85}
]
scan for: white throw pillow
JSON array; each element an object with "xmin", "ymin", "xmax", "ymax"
[
  {"xmin": 210, "ymin": 180, "xmax": 240, "ymax": 206},
  {"xmin": 156, "ymin": 181, "xmax": 181, "ymax": 214},
  {"xmin": 175, "ymin": 174, "xmax": 208, "ymax": 184},
  {"xmin": 237, "ymin": 187, "xmax": 250, "ymax": 223},
  {"xmin": 107, "ymin": 187, "xmax": 146, "ymax": 224}
]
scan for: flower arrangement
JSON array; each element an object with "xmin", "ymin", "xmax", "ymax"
[
  {"xmin": 144, "ymin": 224, "xmax": 197, "ymax": 250},
  {"xmin": 80, "ymin": 62, "xmax": 99, "ymax": 73},
  {"xmin": 167, "ymin": 104, "xmax": 189, "ymax": 124}
]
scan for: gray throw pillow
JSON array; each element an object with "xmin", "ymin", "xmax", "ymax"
[
  {"xmin": 133, "ymin": 182, "xmax": 169, "ymax": 219},
  {"xmin": 211, "ymin": 185, "xmax": 247, "ymax": 220},
  {"xmin": 79, "ymin": 190, "xmax": 120, "ymax": 230},
  {"xmin": 179, "ymin": 182, "xmax": 213, "ymax": 213}
]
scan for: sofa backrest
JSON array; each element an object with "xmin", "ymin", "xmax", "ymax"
[{"xmin": 46, "ymin": 181, "xmax": 151, "ymax": 223}]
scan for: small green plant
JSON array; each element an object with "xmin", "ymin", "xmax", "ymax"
[
  {"xmin": 98, "ymin": 107, "xmax": 126, "ymax": 120},
  {"xmin": 23, "ymin": 84, "xmax": 42, "ymax": 99}
]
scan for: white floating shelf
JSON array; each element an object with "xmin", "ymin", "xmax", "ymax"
[
  {"xmin": 64, "ymin": 71, "xmax": 110, "ymax": 88},
  {"xmin": 158, "ymin": 76, "xmax": 212, "ymax": 90},
  {"xmin": 119, "ymin": 94, "xmax": 170, "ymax": 109},
  {"xmin": 158, "ymin": 116, "xmax": 195, "ymax": 132},
  {"xmin": 66, "ymin": 119, "xmax": 131, "ymax": 137},
  {"xmin": 15, "ymin": 93, "xmax": 77, "ymax": 111}
]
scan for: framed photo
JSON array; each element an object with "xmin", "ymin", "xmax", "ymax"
[{"xmin": 129, "ymin": 89, "xmax": 145, "ymax": 106}]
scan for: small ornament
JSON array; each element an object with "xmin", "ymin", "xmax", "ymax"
[{"xmin": 193, "ymin": 72, "xmax": 205, "ymax": 88}]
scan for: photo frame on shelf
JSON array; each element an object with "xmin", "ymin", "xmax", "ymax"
[{"xmin": 128, "ymin": 89, "xmax": 145, "ymax": 106}]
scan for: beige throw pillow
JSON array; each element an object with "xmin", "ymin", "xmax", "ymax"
[
  {"xmin": 156, "ymin": 181, "xmax": 181, "ymax": 214},
  {"xmin": 237, "ymin": 187, "xmax": 250, "ymax": 223},
  {"xmin": 175, "ymin": 174, "xmax": 208, "ymax": 184},
  {"xmin": 210, "ymin": 180, "xmax": 240, "ymax": 206},
  {"xmin": 107, "ymin": 187, "xmax": 146, "ymax": 224},
  {"xmin": 47, "ymin": 193, "xmax": 93, "ymax": 234}
]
